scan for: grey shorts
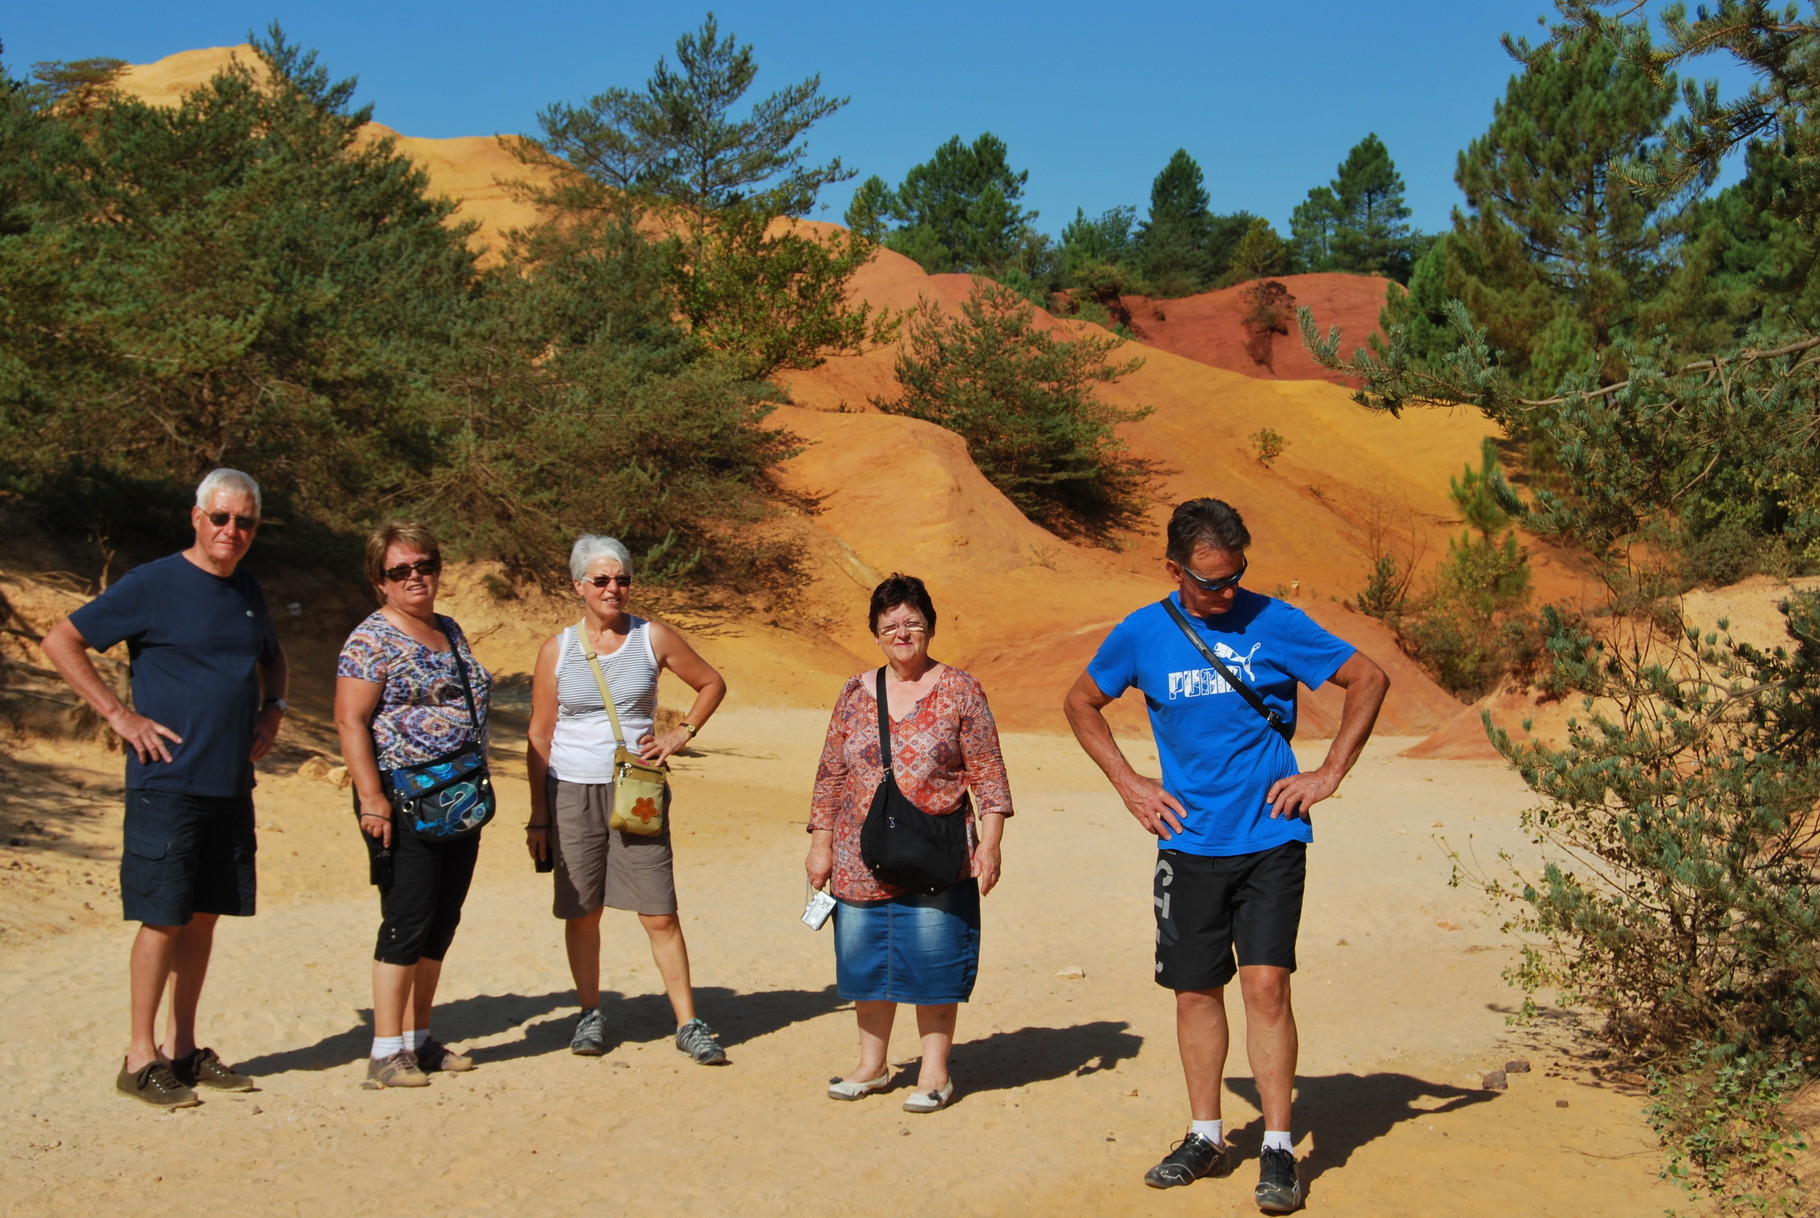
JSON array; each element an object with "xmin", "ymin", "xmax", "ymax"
[{"xmin": 548, "ymin": 777, "xmax": 677, "ymax": 919}]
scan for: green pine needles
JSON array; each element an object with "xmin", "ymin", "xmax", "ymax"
[{"xmin": 875, "ymin": 279, "xmax": 1158, "ymax": 543}]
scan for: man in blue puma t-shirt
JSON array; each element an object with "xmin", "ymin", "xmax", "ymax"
[{"xmin": 1064, "ymin": 498, "xmax": 1388, "ymax": 1214}]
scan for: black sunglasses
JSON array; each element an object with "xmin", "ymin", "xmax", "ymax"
[
  {"xmin": 581, "ymin": 575, "xmax": 632, "ymax": 589},
  {"xmin": 382, "ymin": 559, "xmax": 441, "ymax": 582},
  {"xmin": 204, "ymin": 510, "xmax": 258, "ymax": 531},
  {"xmin": 1178, "ymin": 556, "xmax": 1247, "ymax": 592}
]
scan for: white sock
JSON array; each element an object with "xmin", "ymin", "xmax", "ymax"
[
  {"xmin": 1262, "ymin": 1130, "xmax": 1294, "ymax": 1153},
  {"xmin": 403, "ymin": 1028, "xmax": 426, "ymax": 1050},
  {"xmin": 1190, "ymin": 1119, "xmax": 1223, "ymax": 1145},
  {"xmin": 371, "ymin": 1035, "xmax": 405, "ymax": 1060}
]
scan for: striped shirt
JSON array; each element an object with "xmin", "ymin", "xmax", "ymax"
[{"xmin": 550, "ymin": 618, "xmax": 656, "ymax": 783}]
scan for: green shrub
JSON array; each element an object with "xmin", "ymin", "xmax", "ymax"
[
  {"xmin": 876, "ymin": 278, "xmax": 1158, "ymax": 542},
  {"xmin": 1250, "ymin": 428, "xmax": 1287, "ymax": 465}
]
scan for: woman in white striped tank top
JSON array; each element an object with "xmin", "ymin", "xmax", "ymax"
[{"xmin": 526, "ymin": 535, "xmax": 729, "ymax": 1063}]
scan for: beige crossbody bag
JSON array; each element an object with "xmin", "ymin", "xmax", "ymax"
[{"xmin": 576, "ymin": 621, "xmax": 668, "ymax": 837}]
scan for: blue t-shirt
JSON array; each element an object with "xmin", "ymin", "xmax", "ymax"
[
  {"xmin": 69, "ymin": 552, "xmax": 281, "ymax": 797},
  {"xmin": 1087, "ymin": 589, "xmax": 1354, "ymax": 857}
]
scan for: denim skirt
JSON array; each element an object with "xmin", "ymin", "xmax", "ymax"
[{"xmin": 833, "ymin": 879, "xmax": 981, "ymax": 1004}]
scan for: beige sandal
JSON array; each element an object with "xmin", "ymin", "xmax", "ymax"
[
  {"xmin": 827, "ymin": 1070, "xmax": 891, "ymax": 1101},
  {"xmin": 902, "ymin": 1079, "xmax": 954, "ymax": 1113}
]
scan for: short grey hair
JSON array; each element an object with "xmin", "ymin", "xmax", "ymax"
[
  {"xmin": 569, "ymin": 534, "xmax": 633, "ymax": 581},
  {"xmin": 195, "ymin": 468, "xmax": 262, "ymax": 516}
]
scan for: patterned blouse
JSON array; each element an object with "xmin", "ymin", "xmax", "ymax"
[
  {"xmin": 336, "ymin": 611, "xmax": 492, "ymax": 770},
  {"xmin": 809, "ymin": 665, "xmax": 1014, "ymax": 902}
]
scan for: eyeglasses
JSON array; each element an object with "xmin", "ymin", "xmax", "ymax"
[
  {"xmin": 877, "ymin": 620, "xmax": 928, "ymax": 638},
  {"xmin": 204, "ymin": 511, "xmax": 258, "ymax": 531},
  {"xmin": 382, "ymin": 559, "xmax": 441, "ymax": 582},
  {"xmin": 581, "ymin": 575, "xmax": 632, "ymax": 589},
  {"xmin": 1177, "ymin": 556, "xmax": 1247, "ymax": 592}
]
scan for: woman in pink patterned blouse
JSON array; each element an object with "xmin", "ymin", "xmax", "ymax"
[{"xmin": 806, "ymin": 574, "xmax": 1014, "ymax": 1113}]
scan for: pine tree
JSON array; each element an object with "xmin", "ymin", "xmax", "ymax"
[
  {"xmin": 875, "ymin": 279, "xmax": 1155, "ymax": 540},
  {"xmin": 530, "ymin": 13, "xmax": 849, "ymax": 217},
  {"xmin": 0, "ymin": 27, "xmax": 481, "ymax": 542},
  {"xmin": 1292, "ymin": 136, "xmax": 1415, "ymax": 279},
  {"xmin": 1331, "ymin": 134, "xmax": 1413, "ymax": 278},
  {"xmin": 1135, "ymin": 148, "xmax": 1217, "ymax": 293},
  {"xmin": 1445, "ymin": 31, "xmax": 1702, "ymax": 395},
  {"xmin": 1290, "ymin": 185, "xmax": 1341, "ymax": 273},
  {"xmin": 873, "ymin": 133, "xmax": 1036, "ymax": 274},
  {"xmin": 515, "ymin": 15, "xmax": 885, "ymax": 381}
]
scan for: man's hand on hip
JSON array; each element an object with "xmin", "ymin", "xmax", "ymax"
[
  {"xmin": 1265, "ymin": 767, "xmax": 1340, "ymax": 821},
  {"xmin": 108, "ymin": 708, "xmax": 181, "ymax": 764},
  {"xmin": 1117, "ymin": 774, "xmax": 1188, "ymax": 840}
]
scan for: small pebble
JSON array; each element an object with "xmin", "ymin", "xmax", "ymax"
[
  {"xmin": 899, "ymin": 1127, "xmax": 911, "ymax": 1136},
  {"xmin": 1481, "ymin": 1069, "xmax": 1508, "ymax": 1091},
  {"xmin": 1504, "ymin": 1059, "xmax": 1531, "ymax": 1073},
  {"xmin": 1555, "ymin": 1099, "xmax": 1569, "ymax": 1108},
  {"xmin": 1055, "ymin": 965, "xmax": 1086, "ymax": 979}
]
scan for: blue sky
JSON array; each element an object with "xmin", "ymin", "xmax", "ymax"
[{"xmin": 4, "ymin": 2, "xmax": 1745, "ymax": 238}]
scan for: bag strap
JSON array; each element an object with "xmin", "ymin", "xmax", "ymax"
[
  {"xmin": 439, "ymin": 615, "xmax": 483, "ymax": 738},
  {"xmin": 1158, "ymin": 598, "xmax": 1289, "ymax": 740},
  {"xmin": 874, "ymin": 667, "xmax": 896, "ymax": 782},
  {"xmin": 575, "ymin": 620, "xmax": 629, "ymax": 750}
]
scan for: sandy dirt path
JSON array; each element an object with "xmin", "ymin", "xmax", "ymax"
[{"xmin": 0, "ymin": 710, "xmax": 1679, "ymax": 1217}]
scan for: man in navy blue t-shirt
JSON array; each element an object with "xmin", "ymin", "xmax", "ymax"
[
  {"xmin": 1064, "ymin": 498, "xmax": 1388, "ymax": 1214},
  {"xmin": 42, "ymin": 469, "xmax": 288, "ymax": 1108}
]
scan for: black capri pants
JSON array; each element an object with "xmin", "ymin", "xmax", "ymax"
[{"xmin": 361, "ymin": 815, "xmax": 481, "ymax": 966}]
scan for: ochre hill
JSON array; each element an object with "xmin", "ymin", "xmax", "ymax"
[
  {"xmin": 118, "ymin": 46, "xmax": 557, "ymax": 261},
  {"xmin": 1121, "ymin": 273, "xmax": 1398, "ymax": 385},
  {"xmin": 107, "ymin": 46, "xmax": 1584, "ymax": 740}
]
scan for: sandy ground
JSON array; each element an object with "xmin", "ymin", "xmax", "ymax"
[{"xmin": 0, "ymin": 706, "xmax": 1683, "ymax": 1218}]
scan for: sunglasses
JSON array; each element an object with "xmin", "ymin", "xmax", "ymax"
[
  {"xmin": 581, "ymin": 575, "xmax": 632, "ymax": 589},
  {"xmin": 1177, "ymin": 556, "xmax": 1247, "ymax": 592},
  {"xmin": 204, "ymin": 510, "xmax": 258, "ymax": 531},
  {"xmin": 382, "ymin": 559, "xmax": 441, "ymax": 582}
]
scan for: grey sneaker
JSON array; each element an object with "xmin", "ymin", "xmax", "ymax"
[
  {"xmin": 570, "ymin": 1009, "xmax": 606, "ymax": 1056},
  {"xmin": 1143, "ymin": 1132, "xmax": 1232, "ymax": 1188},
  {"xmin": 674, "ymin": 1017, "xmax": 727, "ymax": 1065},
  {"xmin": 171, "ymin": 1047, "xmax": 255, "ymax": 1092},
  {"xmin": 1255, "ymin": 1145, "xmax": 1303, "ymax": 1213},
  {"xmin": 363, "ymin": 1049, "xmax": 430, "ymax": 1089},
  {"xmin": 116, "ymin": 1057, "xmax": 200, "ymax": 1108}
]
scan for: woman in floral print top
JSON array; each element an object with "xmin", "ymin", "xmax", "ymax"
[{"xmin": 806, "ymin": 574, "xmax": 1013, "ymax": 1113}]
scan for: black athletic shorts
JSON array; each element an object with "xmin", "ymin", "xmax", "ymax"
[{"xmin": 1152, "ymin": 841, "xmax": 1306, "ymax": 991}]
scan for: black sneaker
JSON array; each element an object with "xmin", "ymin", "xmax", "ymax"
[
  {"xmin": 116, "ymin": 1057, "xmax": 200, "ymax": 1108},
  {"xmin": 1143, "ymin": 1131, "xmax": 1231, "ymax": 1188},
  {"xmin": 171, "ymin": 1047, "xmax": 255, "ymax": 1092},
  {"xmin": 1255, "ymin": 1145, "xmax": 1303, "ymax": 1213}
]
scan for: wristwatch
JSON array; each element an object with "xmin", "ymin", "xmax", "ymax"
[
  {"xmin": 680, "ymin": 722, "xmax": 699, "ymax": 738},
  {"xmin": 265, "ymin": 697, "xmax": 289, "ymax": 712}
]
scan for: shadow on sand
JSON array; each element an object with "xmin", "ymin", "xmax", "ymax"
[
  {"xmin": 1226, "ymin": 1071, "xmax": 1496, "ymax": 1203},
  {"xmin": 235, "ymin": 983, "xmax": 852, "ymax": 1076}
]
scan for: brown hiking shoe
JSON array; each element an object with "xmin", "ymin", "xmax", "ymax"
[
  {"xmin": 416, "ymin": 1035, "xmax": 473, "ymax": 1073},
  {"xmin": 363, "ymin": 1049, "xmax": 430, "ymax": 1089},
  {"xmin": 172, "ymin": 1047, "xmax": 255, "ymax": 1092},
  {"xmin": 117, "ymin": 1057, "xmax": 200, "ymax": 1108}
]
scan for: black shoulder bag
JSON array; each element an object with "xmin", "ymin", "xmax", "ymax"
[
  {"xmin": 858, "ymin": 668, "xmax": 971, "ymax": 894},
  {"xmin": 1159, "ymin": 598, "xmax": 1291, "ymax": 740}
]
